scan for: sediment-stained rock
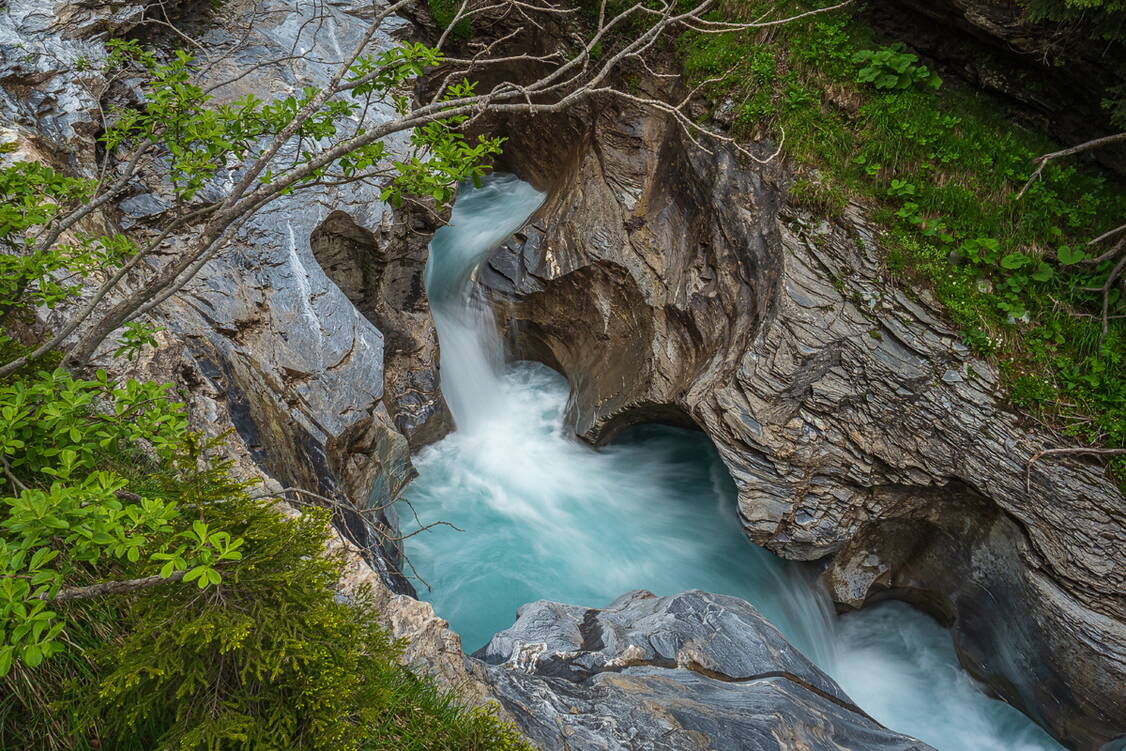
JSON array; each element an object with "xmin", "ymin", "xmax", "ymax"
[
  {"xmin": 478, "ymin": 589, "xmax": 933, "ymax": 751},
  {"xmin": 482, "ymin": 100, "xmax": 1126, "ymax": 748}
]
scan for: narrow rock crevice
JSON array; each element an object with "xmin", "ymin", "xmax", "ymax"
[{"xmin": 309, "ymin": 207, "xmax": 452, "ymax": 449}]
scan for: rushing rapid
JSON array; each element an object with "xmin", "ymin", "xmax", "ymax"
[{"xmin": 404, "ymin": 174, "xmax": 1063, "ymax": 751}]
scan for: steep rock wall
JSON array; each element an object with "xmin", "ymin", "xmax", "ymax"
[
  {"xmin": 481, "ymin": 100, "xmax": 1126, "ymax": 749},
  {"xmin": 0, "ymin": 0, "xmax": 483, "ymax": 701}
]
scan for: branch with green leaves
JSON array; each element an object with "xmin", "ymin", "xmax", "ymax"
[{"xmin": 0, "ymin": 369, "xmax": 244, "ymax": 677}]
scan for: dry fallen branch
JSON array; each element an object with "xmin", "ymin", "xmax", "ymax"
[
  {"xmin": 1025, "ymin": 447, "xmax": 1126, "ymax": 495},
  {"xmin": 1017, "ymin": 131, "xmax": 1126, "ymax": 200},
  {"xmin": 1079, "ymin": 240, "xmax": 1126, "ymax": 344}
]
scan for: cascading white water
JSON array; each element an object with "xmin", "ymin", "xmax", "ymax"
[
  {"xmin": 404, "ymin": 174, "xmax": 1064, "ymax": 751},
  {"xmin": 424, "ymin": 175, "xmax": 545, "ymax": 431}
]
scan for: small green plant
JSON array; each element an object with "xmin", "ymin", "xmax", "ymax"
[
  {"xmin": 111, "ymin": 321, "xmax": 162, "ymax": 360},
  {"xmin": 1057, "ymin": 244, "xmax": 1087, "ymax": 265},
  {"xmin": 852, "ymin": 46, "xmax": 942, "ymax": 91},
  {"xmin": 887, "ymin": 178, "xmax": 916, "ymax": 197}
]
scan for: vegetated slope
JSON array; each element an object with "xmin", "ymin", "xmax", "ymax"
[{"xmin": 677, "ymin": 0, "xmax": 1126, "ymax": 481}]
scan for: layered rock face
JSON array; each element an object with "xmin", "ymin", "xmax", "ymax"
[
  {"xmin": 0, "ymin": 0, "xmax": 479, "ymax": 697},
  {"xmin": 482, "ymin": 101, "xmax": 1126, "ymax": 748},
  {"xmin": 479, "ymin": 590, "xmax": 933, "ymax": 751}
]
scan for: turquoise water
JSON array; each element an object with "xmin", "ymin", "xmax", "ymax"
[{"xmin": 403, "ymin": 174, "xmax": 1064, "ymax": 751}]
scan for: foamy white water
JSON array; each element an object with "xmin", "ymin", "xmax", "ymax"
[
  {"xmin": 403, "ymin": 174, "xmax": 1064, "ymax": 751},
  {"xmin": 424, "ymin": 174, "xmax": 544, "ymax": 431}
]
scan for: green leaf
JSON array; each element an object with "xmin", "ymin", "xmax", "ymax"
[
  {"xmin": 22, "ymin": 643, "xmax": 42, "ymax": 667},
  {"xmin": 1057, "ymin": 245, "xmax": 1086, "ymax": 265},
  {"xmin": 1000, "ymin": 252, "xmax": 1031, "ymax": 269},
  {"xmin": 183, "ymin": 565, "xmax": 206, "ymax": 583}
]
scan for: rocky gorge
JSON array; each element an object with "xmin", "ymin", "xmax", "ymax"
[
  {"xmin": 479, "ymin": 95, "xmax": 1126, "ymax": 748},
  {"xmin": 1, "ymin": 0, "xmax": 1124, "ymax": 749}
]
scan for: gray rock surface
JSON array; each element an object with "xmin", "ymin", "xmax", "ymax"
[
  {"xmin": 0, "ymin": 0, "xmax": 477, "ymax": 700},
  {"xmin": 478, "ymin": 590, "xmax": 933, "ymax": 751},
  {"xmin": 1, "ymin": 0, "xmax": 450, "ymax": 572},
  {"xmin": 483, "ymin": 98, "xmax": 1126, "ymax": 748}
]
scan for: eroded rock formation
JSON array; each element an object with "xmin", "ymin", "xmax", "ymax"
[
  {"xmin": 478, "ymin": 589, "xmax": 933, "ymax": 750},
  {"xmin": 481, "ymin": 99, "xmax": 1126, "ymax": 748},
  {"xmin": 5, "ymin": 0, "xmax": 1125, "ymax": 747}
]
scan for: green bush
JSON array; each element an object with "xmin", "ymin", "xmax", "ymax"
[{"xmin": 0, "ymin": 488, "xmax": 531, "ymax": 750}]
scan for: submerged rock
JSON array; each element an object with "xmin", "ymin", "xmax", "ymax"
[{"xmin": 478, "ymin": 590, "xmax": 933, "ymax": 751}]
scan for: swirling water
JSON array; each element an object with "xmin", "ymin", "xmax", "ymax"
[{"xmin": 403, "ymin": 174, "xmax": 1063, "ymax": 751}]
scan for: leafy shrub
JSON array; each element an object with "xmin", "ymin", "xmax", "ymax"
[
  {"xmin": 852, "ymin": 47, "xmax": 942, "ymax": 91},
  {"xmin": 0, "ymin": 489, "xmax": 532, "ymax": 750},
  {"xmin": 0, "ymin": 366, "xmax": 246, "ymax": 677}
]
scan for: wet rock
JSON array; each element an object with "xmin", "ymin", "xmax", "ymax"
[
  {"xmin": 478, "ymin": 590, "xmax": 933, "ymax": 751},
  {"xmin": 483, "ymin": 99, "xmax": 1126, "ymax": 748},
  {"xmin": 310, "ymin": 203, "xmax": 452, "ymax": 449}
]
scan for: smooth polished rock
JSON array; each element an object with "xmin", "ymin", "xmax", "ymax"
[{"xmin": 479, "ymin": 590, "xmax": 933, "ymax": 751}]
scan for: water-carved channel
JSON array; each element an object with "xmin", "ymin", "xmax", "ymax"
[{"xmin": 403, "ymin": 174, "xmax": 1063, "ymax": 751}]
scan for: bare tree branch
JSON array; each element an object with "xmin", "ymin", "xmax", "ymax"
[
  {"xmin": 38, "ymin": 568, "xmax": 190, "ymax": 602},
  {"xmin": 1017, "ymin": 131, "xmax": 1126, "ymax": 199},
  {"xmin": 3, "ymin": 0, "xmax": 850, "ymax": 374},
  {"xmin": 1025, "ymin": 447, "xmax": 1126, "ymax": 495}
]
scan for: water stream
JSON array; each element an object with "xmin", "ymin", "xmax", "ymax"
[{"xmin": 404, "ymin": 174, "xmax": 1064, "ymax": 751}]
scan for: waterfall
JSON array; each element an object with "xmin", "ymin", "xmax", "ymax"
[
  {"xmin": 424, "ymin": 174, "xmax": 544, "ymax": 431},
  {"xmin": 405, "ymin": 174, "xmax": 1064, "ymax": 751}
]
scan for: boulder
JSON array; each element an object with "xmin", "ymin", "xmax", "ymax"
[{"xmin": 478, "ymin": 590, "xmax": 933, "ymax": 751}]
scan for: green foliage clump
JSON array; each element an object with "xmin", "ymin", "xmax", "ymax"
[
  {"xmin": 0, "ymin": 366, "xmax": 247, "ymax": 678},
  {"xmin": 0, "ymin": 487, "xmax": 532, "ymax": 750},
  {"xmin": 852, "ymin": 46, "xmax": 942, "ymax": 92},
  {"xmin": 427, "ymin": 0, "xmax": 473, "ymax": 39},
  {"xmin": 677, "ymin": 1, "xmax": 1126, "ymax": 473},
  {"xmin": 102, "ymin": 39, "xmax": 499, "ymax": 206}
]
